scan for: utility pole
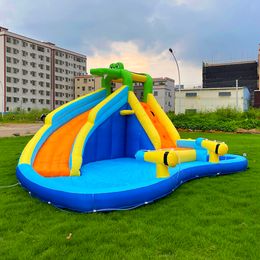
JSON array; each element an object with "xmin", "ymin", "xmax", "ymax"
[
  {"xmin": 169, "ymin": 48, "xmax": 181, "ymax": 114},
  {"xmin": 236, "ymin": 79, "xmax": 238, "ymax": 110}
]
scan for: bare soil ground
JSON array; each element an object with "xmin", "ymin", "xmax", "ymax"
[
  {"xmin": 0, "ymin": 123, "xmax": 43, "ymax": 137},
  {"xmin": 0, "ymin": 124, "xmax": 259, "ymax": 138}
]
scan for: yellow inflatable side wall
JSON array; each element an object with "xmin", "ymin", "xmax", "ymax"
[
  {"xmin": 147, "ymin": 93, "xmax": 180, "ymax": 146},
  {"xmin": 128, "ymin": 91, "xmax": 161, "ymax": 149}
]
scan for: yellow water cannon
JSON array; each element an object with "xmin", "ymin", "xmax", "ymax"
[
  {"xmin": 135, "ymin": 149, "xmax": 196, "ymax": 178},
  {"xmin": 196, "ymin": 138, "xmax": 228, "ymax": 163}
]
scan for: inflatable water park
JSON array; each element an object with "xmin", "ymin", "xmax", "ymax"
[{"xmin": 16, "ymin": 63, "xmax": 248, "ymax": 212}]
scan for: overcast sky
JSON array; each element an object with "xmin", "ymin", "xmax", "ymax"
[{"xmin": 0, "ymin": 0, "xmax": 259, "ymax": 86}]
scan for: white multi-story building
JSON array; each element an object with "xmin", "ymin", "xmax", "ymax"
[
  {"xmin": 175, "ymin": 87, "xmax": 250, "ymax": 114},
  {"xmin": 0, "ymin": 26, "xmax": 86, "ymax": 112},
  {"xmin": 133, "ymin": 77, "xmax": 175, "ymax": 112}
]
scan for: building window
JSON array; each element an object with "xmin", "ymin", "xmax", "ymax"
[
  {"xmin": 6, "ymin": 37, "xmax": 11, "ymax": 43},
  {"xmin": 13, "ymin": 48, "xmax": 19, "ymax": 54},
  {"xmin": 186, "ymin": 92, "xmax": 197, "ymax": 97},
  {"xmin": 22, "ymin": 98, "xmax": 28, "ymax": 103},
  {"xmin": 22, "ymin": 41, "xmax": 28, "ymax": 47},
  {"xmin": 13, "ymin": 58, "xmax": 19, "ymax": 64},
  {"xmin": 46, "ymin": 65, "xmax": 50, "ymax": 70},
  {"xmin": 27, "ymin": 107, "xmax": 31, "ymax": 112},
  {"xmin": 30, "ymin": 53, "xmax": 36, "ymax": 59},
  {"xmin": 30, "ymin": 71, "xmax": 36, "ymax": 77},
  {"xmin": 30, "ymin": 44, "xmax": 35, "ymax": 50},
  {"xmin": 6, "ymin": 56, "xmax": 11, "ymax": 63},
  {"xmin": 22, "ymin": 60, "xmax": 28, "ymax": 66},
  {"xmin": 7, "ymin": 97, "xmax": 12, "ymax": 102},
  {"xmin": 46, "ymin": 57, "xmax": 50, "ymax": 62},
  {"xmin": 22, "ymin": 79, "xmax": 28, "ymax": 85},
  {"xmin": 219, "ymin": 92, "xmax": 231, "ymax": 97},
  {"xmin": 13, "ymin": 68, "xmax": 19, "ymax": 74},
  {"xmin": 7, "ymin": 87, "xmax": 11, "ymax": 92},
  {"xmin": 154, "ymin": 91, "xmax": 158, "ymax": 96},
  {"xmin": 6, "ymin": 47, "xmax": 11, "ymax": 53},
  {"xmin": 13, "ymin": 97, "xmax": 19, "ymax": 103},
  {"xmin": 31, "ymin": 98, "xmax": 36, "ymax": 103},
  {"xmin": 6, "ymin": 67, "xmax": 11, "ymax": 73},
  {"xmin": 22, "ymin": 88, "xmax": 28, "ymax": 93},
  {"xmin": 22, "ymin": 69, "xmax": 28, "ymax": 75},
  {"xmin": 13, "ymin": 78, "xmax": 19, "ymax": 84},
  {"xmin": 31, "ymin": 80, "xmax": 36, "ymax": 86},
  {"xmin": 37, "ymin": 46, "xmax": 44, "ymax": 52},
  {"xmin": 7, "ymin": 77, "xmax": 11, "ymax": 83},
  {"xmin": 22, "ymin": 51, "xmax": 28, "ymax": 56},
  {"xmin": 13, "ymin": 39, "xmax": 19, "ymax": 45}
]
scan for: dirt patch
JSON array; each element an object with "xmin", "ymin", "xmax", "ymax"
[
  {"xmin": 0, "ymin": 123, "xmax": 43, "ymax": 137},
  {"xmin": 236, "ymin": 128, "xmax": 260, "ymax": 134}
]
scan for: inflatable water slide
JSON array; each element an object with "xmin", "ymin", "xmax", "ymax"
[{"xmin": 16, "ymin": 62, "xmax": 248, "ymax": 212}]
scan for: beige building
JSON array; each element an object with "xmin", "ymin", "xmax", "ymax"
[
  {"xmin": 75, "ymin": 75, "xmax": 122, "ymax": 97},
  {"xmin": 75, "ymin": 75, "xmax": 101, "ymax": 98},
  {"xmin": 0, "ymin": 26, "xmax": 86, "ymax": 112},
  {"xmin": 175, "ymin": 87, "xmax": 250, "ymax": 114}
]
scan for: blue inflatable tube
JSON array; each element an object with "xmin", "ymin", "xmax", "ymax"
[{"xmin": 16, "ymin": 154, "xmax": 247, "ymax": 212}]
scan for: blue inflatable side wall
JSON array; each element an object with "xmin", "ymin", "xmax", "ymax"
[
  {"xmin": 83, "ymin": 104, "xmax": 154, "ymax": 164},
  {"xmin": 31, "ymin": 89, "xmax": 106, "ymax": 164}
]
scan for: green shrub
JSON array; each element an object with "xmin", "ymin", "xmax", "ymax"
[
  {"xmin": 0, "ymin": 109, "xmax": 50, "ymax": 123},
  {"xmin": 168, "ymin": 108, "xmax": 260, "ymax": 132}
]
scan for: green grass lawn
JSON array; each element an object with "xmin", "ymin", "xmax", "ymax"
[{"xmin": 0, "ymin": 132, "xmax": 259, "ymax": 259}]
